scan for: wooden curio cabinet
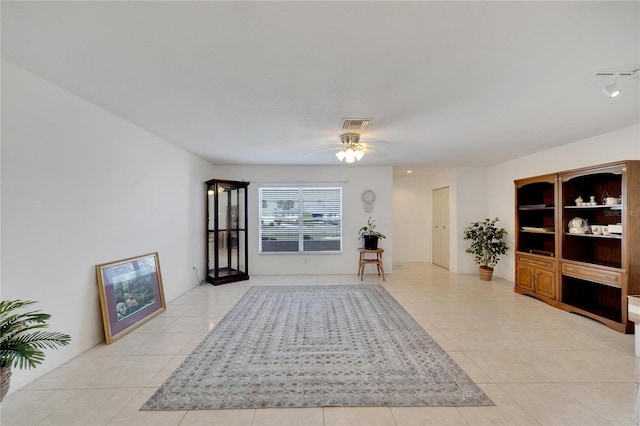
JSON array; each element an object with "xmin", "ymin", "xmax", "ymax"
[
  {"xmin": 515, "ymin": 161, "xmax": 640, "ymax": 333},
  {"xmin": 206, "ymin": 179, "xmax": 250, "ymax": 286}
]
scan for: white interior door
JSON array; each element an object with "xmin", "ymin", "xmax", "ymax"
[{"xmin": 432, "ymin": 187, "xmax": 450, "ymax": 269}]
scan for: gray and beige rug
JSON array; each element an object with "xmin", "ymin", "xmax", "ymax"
[{"xmin": 142, "ymin": 285, "xmax": 493, "ymax": 410}]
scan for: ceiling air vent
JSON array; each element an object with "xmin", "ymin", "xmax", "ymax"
[{"xmin": 342, "ymin": 118, "xmax": 370, "ymax": 130}]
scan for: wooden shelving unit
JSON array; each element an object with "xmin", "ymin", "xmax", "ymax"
[
  {"xmin": 514, "ymin": 174, "xmax": 559, "ymax": 303},
  {"xmin": 515, "ymin": 161, "xmax": 640, "ymax": 333}
]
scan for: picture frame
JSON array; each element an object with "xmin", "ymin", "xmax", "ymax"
[{"xmin": 96, "ymin": 252, "xmax": 166, "ymax": 344}]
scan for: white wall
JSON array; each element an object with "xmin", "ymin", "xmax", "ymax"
[
  {"xmin": 487, "ymin": 124, "xmax": 640, "ymax": 281},
  {"xmin": 1, "ymin": 61, "xmax": 215, "ymax": 391},
  {"xmin": 392, "ymin": 174, "xmax": 431, "ymax": 262},
  {"xmin": 454, "ymin": 168, "xmax": 489, "ymax": 274},
  {"xmin": 208, "ymin": 165, "xmax": 393, "ymax": 275}
]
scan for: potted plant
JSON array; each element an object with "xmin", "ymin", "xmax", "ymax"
[
  {"xmin": 358, "ymin": 217, "xmax": 386, "ymax": 250},
  {"xmin": 0, "ymin": 300, "xmax": 71, "ymax": 401},
  {"xmin": 463, "ymin": 217, "xmax": 509, "ymax": 281}
]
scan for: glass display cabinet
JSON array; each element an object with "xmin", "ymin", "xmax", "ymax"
[{"xmin": 205, "ymin": 179, "xmax": 249, "ymax": 285}]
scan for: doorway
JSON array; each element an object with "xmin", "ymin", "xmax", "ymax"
[{"xmin": 432, "ymin": 186, "xmax": 450, "ymax": 269}]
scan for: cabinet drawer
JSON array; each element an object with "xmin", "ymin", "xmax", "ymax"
[
  {"xmin": 561, "ymin": 263, "xmax": 622, "ymax": 288},
  {"xmin": 517, "ymin": 255, "xmax": 556, "ymax": 270}
]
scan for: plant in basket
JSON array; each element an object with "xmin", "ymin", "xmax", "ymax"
[{"xmin": 463, "ymin": 217, "xmax": 509, "ymax": 281}]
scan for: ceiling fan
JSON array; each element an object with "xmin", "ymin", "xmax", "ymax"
[{"xmin": 319, "ymin": 132, "xmax": 390, "ymax": 163}]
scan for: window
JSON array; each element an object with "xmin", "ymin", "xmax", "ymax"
[{"xmin": 259, "ymin": 187, "xmax": 342, "ymax": 253}]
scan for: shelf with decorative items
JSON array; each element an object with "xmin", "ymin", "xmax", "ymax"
[
  {"xmin": 557, "ymin": 160, "xmax": 640, "ymax": 333},
  {"xmin": 560, "ymin": 164, "xmax": 626, "ymax": 269},
  {"xmin": 515, "ymin": 161, "xmax": 640, "ymax": 333},
  {"xmin": 564, "ymin": 232, "xmax": 622, "ymax": 240},
  {"xmin": 514, "ymin": 174, "xmax": 559, "ymax": 302}
]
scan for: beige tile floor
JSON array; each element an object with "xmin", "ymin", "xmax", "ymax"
[{"xmin": 1, "ymin": 263, "xmax": 638, "ymax": 425}]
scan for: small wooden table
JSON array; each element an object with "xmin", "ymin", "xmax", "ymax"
[{"xmin": 358, "ymin": 248, "xmax": 385, "ymax": 281}]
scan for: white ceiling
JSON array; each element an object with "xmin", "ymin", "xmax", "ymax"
[{"xmin": 2, "ymin": 1, "xmax": 639, "ymax": 172}]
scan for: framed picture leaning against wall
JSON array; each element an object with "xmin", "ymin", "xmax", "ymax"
[{"xmin": 96, "ymin": 252, "xmax": 166, "ymax": 344}]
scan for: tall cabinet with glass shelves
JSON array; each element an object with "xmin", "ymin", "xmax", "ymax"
[{"xmin": 206, "ymin": 179, "xmax": 249, "ymax": 286}]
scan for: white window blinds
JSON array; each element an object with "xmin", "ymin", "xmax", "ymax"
[{"xmin": 259, "ymin": 187, "xmax": 342, "ymax": 253}]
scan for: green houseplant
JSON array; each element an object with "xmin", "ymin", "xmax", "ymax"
[
  {"xmin": 358, "ymin": 217, "xmax": 386, "ymax": 250},
  {"xmin": 0, "ymin": 300, "xmax": 71, "ymax": 401},
  {"xmin": 463, "ymin": 217, "xmax": 509, "ymax": 281}
]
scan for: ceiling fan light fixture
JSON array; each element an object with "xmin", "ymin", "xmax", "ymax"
[
  {"xmin": 344, "ymin": 148, "xmax": 357, "ymax": 163},
  {"xmin": 334, "ymin": 132, "xmax": 369, "ymax": 164},
  {"xmin": 340, "ymin": 132, "xmax": 360, "ymax": 145}
]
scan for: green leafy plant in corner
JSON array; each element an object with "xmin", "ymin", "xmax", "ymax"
[
  {"xmin": 463, "ymin": 217, "xmax": 509, "ymax": 268},
  {"xmin": 0, "ymin": 300, "xmax": 71, "ymax": 370},
  {"xmin": 358, "ymin": 217, "xmax": 386, "ymax": 239}
]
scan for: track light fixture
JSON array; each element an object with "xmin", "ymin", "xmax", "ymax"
[
  {"xmin": 602, "ymin": 80, "xmax": 621, "ymax": 98},
  {"xmin": 596, "ymin": 68, "xmax": 639, "ymax": 99}
]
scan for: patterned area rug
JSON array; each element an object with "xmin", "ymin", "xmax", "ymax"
[{"xmin": 142, "ymin": 285, "xmax": 493, "ymax": 410}]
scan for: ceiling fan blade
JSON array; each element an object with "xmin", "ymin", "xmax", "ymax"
[
  {"xmin": 363, "ymin": 147, "xmax": 388, "ymax": 157},
  {"xmin": 312, "ymin": 146, "xmax": 340, "ymax": 154},
  {"xmin": 362, "ymin": 140, "xmax": 391, "ymax": 147}
]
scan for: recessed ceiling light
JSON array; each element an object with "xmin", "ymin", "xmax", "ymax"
[{"xmin": 406, "ymin": 170, "xmax": 413, "ymax": 174}]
